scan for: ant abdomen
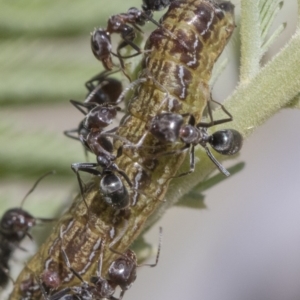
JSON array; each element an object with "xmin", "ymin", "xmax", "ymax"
[
  {"xmin": 209, "ymin": 129, "xmax": 243, "ymax": 155},
  {"xmin": 100, "ymin": 173, "xmax": 129, "ymax": 209},
  {"xmin": 108, "ymin": 250, "xmax": 137, "ymax": 290}
]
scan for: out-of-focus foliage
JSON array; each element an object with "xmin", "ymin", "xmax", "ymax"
[
  {"xmin": 0, "ymin": 0, "xmax": 146, "ymax": 181},
  {"xmin": 0, "ymin": 0, "xmax": 143, "ymax": 105},
  {"xmin": 0, "ymin": 0, "xmax": 144, "ymax": 217}
]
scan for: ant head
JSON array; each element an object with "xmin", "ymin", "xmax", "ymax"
[
  {"xmin": 142, "ymin": 0, "xmax": 172, "ymax": 11},
  {"xmin": 209, "ymin": 129, "xmax": 243, "ymax": 155},
  {"xmin": 108, "ymin": 249, "xmax": 137, "ymax": 290},
  {"xmin": 100, "ymin": 173, "xmax": 129, "ymax": 210},
  {"xmin": 91, "ymin": 28, "xmax": 113, "ymax": 70},
  {"xmin": 90, "ymin": 275, "xmax": 115, "ymax": 299},
  {"xmin": 40, "ymin": 270, "xmax": 61, "ymax": 290},
  {"xmin": 149, "ymin": 113, "xmax": 183, "ymax": 143},
  {"xmin": 0, "ymin": 208, "xmax": 35, "ymax": 241},
  {"xmin": 83, "ymin": 105, "xmax": 117, "ymax": 130}
]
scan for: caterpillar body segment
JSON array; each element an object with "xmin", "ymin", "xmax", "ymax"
[{"xmin": 10, "ymin": 1, "xmax": 235, "ymax": 299}]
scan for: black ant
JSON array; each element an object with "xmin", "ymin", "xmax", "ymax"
[
  {"xmin": 97, "ymin": 226, "xmax": 161, "ymax": 300},
  {"xmin": 91, "ymin": 0, "xmax": 173, "ymax": 71},
  {"xmin": 36, "ymin": 226, "xmax": 162, "ymax": 300},
  {"xmin": 0, "ymin": 172, "xmax": 55, "ymax": 289},
  {"xmin": 69, "ymin": 96, "xmax": 132, "ymax": 210},
  {"xmin": 119, "ymin": 98, "xmax": 243, "ymax": 177},
  {"xmin": 62, "ymin": 70, "xmax": 133, "ymax": 211},
  {"xmin": 64, "ymin": 70, "xmax": 123, "ymax": 146},
  {"xmin": 147, "ymin": 111, "xmax": 243, "ymax": 176}
]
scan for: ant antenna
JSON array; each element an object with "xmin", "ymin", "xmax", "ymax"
[
  {"xmin": 20, "ymin": 171, "xmax": 56, "ymax": 209},
  {"xmin": 109, "ymin": 219, "xmax": 129, "ymax": 257},
  {"xmin": 139, "ymin": 226, "xmax": 162, "ymax": 267},
  {"xmin": 96, "ymin": 239, "xmax": 105, "ymax": 278}
]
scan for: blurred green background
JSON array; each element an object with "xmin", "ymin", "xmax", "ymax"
[
  {"xmin": 0, "ymin": 0, "xmax": 151, "ymax": 215},
  {"xmin": 2, "ymin": 2, "xmax": 300, "ymax": 300},
  {"xmin": 0, "ymin": 1, "xmax": 148, "ymax": 295}
]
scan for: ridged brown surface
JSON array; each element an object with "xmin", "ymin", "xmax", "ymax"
[{"xmin": 10, "ymin": 1, "xmax": 235, "ymax": 299}]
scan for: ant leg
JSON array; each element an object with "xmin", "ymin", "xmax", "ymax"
[
  {"xmin": 61, "ymin": 248, "xmax": 84, "ymax": 282},
  {"xmin": 111, "ymin": 50, "xmax": 151, "ymax": 60},
  {"xmin": 108, "ymin": 219, "xmax": 129, "ymax": 257},
  {"xmin": 119, "ymin": 27, "xmax": 142, "ymax": 55},
  {"xmin": 170, "ymin": 145, "xmax": 196, "ymax": 179},
  {"xmin": 203, "ymin": 145, "xmax": 230, "ymax": 176},
  {"xmin": 71, "ymin": 162, "xmax": 102, "ymax": 210},
  {"xmin": 114, "ymin": 77, "xmax": 147, "ymax": 105},
  {"xmin": 69, "ymin": 99, "xmax": 96, "ymax": 115},
  {"xmin": 115, "ymin": 167, "xmax": 133, "ymax": 188},
  {"xmin": 198, "ymin": 98, "xmax": 233, "ymax": 128},
  {"xmin": 50, "ymin": 288, "xmax": 73, "ymax": 300},
  {"xmin": 65, "ymin": 129, "xmax": 89, "ymax": 161},
  {"xmin": 152, "ymin": 143, "xmax": 190, "ymax": 160},
  {"xmin": 118, "ymin": 290, "xmax": 126, "ymax": 300},
  {"xmin": 35, "ymin": 276, "xmax": 50, "ymax": 300},
  {"xmin": 60, "ymin": 227, "xmax": 86, "ymax": 283},
  {"xmin": 84, "ymin": 80, "xmax": 109, "ymax": 104},
  {"xmin": 85, "ymin": 69, "xmax": 116, "ymax": 91},
  {"xmin": 85, "ymin": 69, "xmax": 122, "ymax": 102},
  {"xmin": 63, "ymin": 128, "xmax": 80, "ymax": 141},
  {"xmin": 95, "ymin": 240, "xmax": 105, "ymax": 278}
]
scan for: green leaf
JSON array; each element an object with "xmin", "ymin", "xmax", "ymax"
[{"xmin": 175, "ymin": 163, "xmax": 244, "ymax": 210}]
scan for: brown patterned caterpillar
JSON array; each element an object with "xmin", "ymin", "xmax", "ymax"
[{"xmin": 10, "ymin": 1, "xmax": 235, "ymax": 299}]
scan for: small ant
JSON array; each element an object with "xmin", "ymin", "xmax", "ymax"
[
  {"xmin": 91, "ymin": 0, "xmax": 173, "ymax": 70},
  {"xmin": 0, "ymin": 172, "xmax": 55, "ymax": 288},
  {"xmin": 62, "ymin": 70, "xmax": 132, "ymax": 210},
  {"xmin": 64, "ymin": 70, "xmax": 123, "ymax": 146},
  {"xmin": 38, "ymin": 226, "xmax": 162, "ymax": 300},
  {"xmin": 119, "ymin": 98, "xmax": 243, "ymax": 177},
  {"xmin": 147, "ymin": 111, "xmax": 243, "ymax": 176},
  {"xmin": 69, "ymin": 97, "xmax": 132, "ymax": 211}
]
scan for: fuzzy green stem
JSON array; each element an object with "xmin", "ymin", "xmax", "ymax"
[
  {"xmin": 148, "ymin": 26, "xmax": 300, "ymax": 224},
  {"xmin": 240, "ymin": 0, "xmax": 261, "ymax": 83},
  {"xmin": 298, "ymin": 0, "xmax": 300, "ymax": 27}
]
